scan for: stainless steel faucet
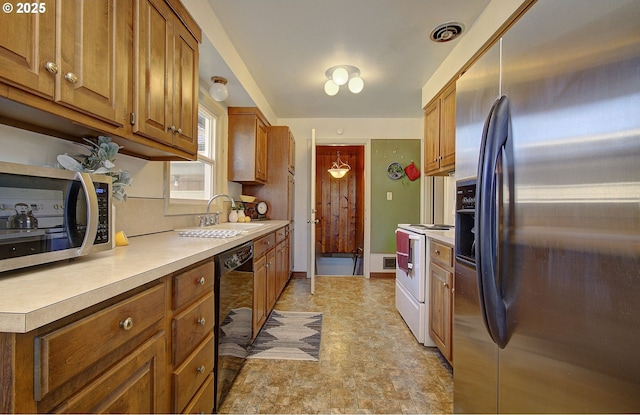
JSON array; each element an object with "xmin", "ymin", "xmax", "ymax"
[{"xmin": 202, "ymin": 194, "xmax": 236, "ymax": 226}]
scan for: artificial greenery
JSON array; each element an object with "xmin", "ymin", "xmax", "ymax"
[{"xmin": 57, "ymin": 136, "xmax": 132, "ymax": 201}]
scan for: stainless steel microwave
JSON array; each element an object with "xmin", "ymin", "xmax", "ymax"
[{"xmin": 0, "ymin": 161, "xmax": 113, "ymax": 273}]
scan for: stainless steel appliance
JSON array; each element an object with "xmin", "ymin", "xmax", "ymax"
[
  {"xmin": 0, "ymin": 161, "xmax": 112, "ymax": 272},
  {"xmin": 214, "ymin": 241, "xmax": 254, "ymax": 412},
  {"xmin": 454, "ymin": 0, "xmax": 640, "ymax": 412}
]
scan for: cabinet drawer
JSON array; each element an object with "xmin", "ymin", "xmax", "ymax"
[
  {"xmin": 182, "ymin": 372, "xmax": 214, "ymax": 414},
  {"xmin": 35, "ymin": 282, "xmax": 166, "ymax": 400},
  {"xmin": 172, "ymin": 292, "xmax": 214, "ymax": 365},
  {"xmin": 430, "ymin": 241, "xmax": 453, "ymax": 268},
  {"xmin": 275, "ymin": 226, "xmax": 287, "ymax": 243},
  {"xmin": 172, "ymin": 333, "xmax": 214, "ymax": 413},
  {"xmin": 254, "ymin": 232, "xmax": 275, "ymax": 258},
  {"xmin": 173, "ymin": 261, "xmax": 214, "ymax": 311}
]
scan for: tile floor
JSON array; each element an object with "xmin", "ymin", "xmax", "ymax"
[{"xmin": 218, "ymin": 276, "xmax": 453, "ymax": 414}]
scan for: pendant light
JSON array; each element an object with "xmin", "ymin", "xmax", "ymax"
[{"xmin": 327, "ymin": 151, "xmax": 351, "ymax": 179}]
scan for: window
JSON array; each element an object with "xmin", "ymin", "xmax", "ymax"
[{"xmin": 165, "ymin": 102, "xmax": 222, "ymax": 214}]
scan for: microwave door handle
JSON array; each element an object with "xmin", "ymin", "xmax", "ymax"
[{"xmin": 75, "ymin": 172, "xmax": 99, "ymax": 256}]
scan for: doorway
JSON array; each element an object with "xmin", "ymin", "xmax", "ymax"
[{"xmin": 315, "ymin": 145, "xmax": 365, "ymax": 275}]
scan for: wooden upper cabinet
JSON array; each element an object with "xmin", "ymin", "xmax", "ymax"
[
  {"xmin": 57, "ymin": 0, "xmax": 125, "ymax": 126},
  {"xmin": 228, "ymin": 107, "xmax": 271, "ymax": 184},
  {"xmin": 0, "ymin": 0, "xmax": 56, "ymax": 99},
  {"xmin": 0, "ymin": 0, "xmax": 125, "ymax": 126},
  {"xmin": 133, "ymin": 0, "xmax": 199, "ymax": 155},
  {"xmin": 424, "ymin": 82, "xmax": 456, "ymax": 176}
]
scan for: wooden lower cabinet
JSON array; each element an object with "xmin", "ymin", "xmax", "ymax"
[
  {"xmin": 52, "ymin": 331, "xmax": 167, "ymax": 414},
  {"xmin": 170, "ymin": 260, "xmax": 215, "ymax": 414},
  {"xmin": 428, "ymin": 240, "xmax": 454, "ymax": 364},
  {"xmin": 252, "ymin": 226, "xmax": 292, "ymax": 338},
  {"xmin": 0, "ymin": 259, "xmax": 218, "ymax": 414},
  {"xmin": 2, "ymin": 280, "xmax": 169, "ymax": 413}
]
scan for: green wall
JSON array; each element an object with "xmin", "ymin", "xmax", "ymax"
[{"xmin": 370, "ymin": 139, "xmax": 421, "ymax": 253}]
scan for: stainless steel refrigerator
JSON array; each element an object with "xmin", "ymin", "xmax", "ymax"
[{"xmin": 453, "ymin": 0, "xmax": 640, "ymax": 412}]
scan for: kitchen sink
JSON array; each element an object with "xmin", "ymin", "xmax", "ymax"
[{"xmin": 175, "ymin": 222, "xmax": 265, "ymax": 238}]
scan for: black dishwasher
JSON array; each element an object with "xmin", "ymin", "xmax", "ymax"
[{"xmin": 213, "ymin": 241, "xmax": 254, "ymax": 412}]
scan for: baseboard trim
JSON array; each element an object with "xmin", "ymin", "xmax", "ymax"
[{"xmin": 291, "ymin": 272, "xmax": 307, "ymax": 279}]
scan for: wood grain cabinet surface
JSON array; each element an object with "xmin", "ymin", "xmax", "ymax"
[
  {"xmin": 0, "ymin": 280, "xmax": 169, "ymax": 414},
  {"xmin": 132, "ymin": 0, "xmax": 199, "ymax": 155},
  {"xmin": 169, "ymin": 260, "xmax": 216, "ymax": 414},
  {"xmin": 424, "ymin": 82, "xmax": 456, "ymax": 176},
  {"xmin": 228, "ymin": 107, "xmax": 271, "ymax": 184},
  {"xmin": 429, "ymin": 240, "xmax": 454, "ymax": 363},
  {"xmin": 0, "ymin": 0, "xmax": 202, "ymax": 161}
]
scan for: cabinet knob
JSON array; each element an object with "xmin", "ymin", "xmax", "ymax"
[
  {"xmin": 197, "ymin": 317, "xmax": 206, "ymax": 326},
  {"xmin": 44, "ymin": 62, "xmax": 59, "ymax": 74},
  {"xmin": 176, "ymin": 128, "xmax": 182, "ymax": 134},
  {"xmin": 198, "ymin": 277, "xmax": 206, "ymax": 285},
  {"xmin": 443, "ymin": 282, "xmax": 449, "ymax": 289},
  {"xmin": 434, "ymin": 249, "xmax": 441, "ymax": 255},
  {"xmin": 64, "ymin": 72, "xmax": 78, "ymax": 84},
  {"xmin": 169, "ymin": 125, "xmax": 176, "ymax": 132},
  {"xmin": 119, "ymin": 317, "xmax": 134, "ymax": 331},
  {"xmin": 196, "ymin": 365, "xmax": 206, "ymax": 374}
]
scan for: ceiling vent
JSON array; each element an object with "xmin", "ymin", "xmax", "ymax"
[{"xmin": 430, "ymin": 22, "xmax": 465, "ymax": 43}]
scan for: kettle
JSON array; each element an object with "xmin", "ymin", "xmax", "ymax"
[{"xmin": 9, "ymin": 203, "xmax": 38, "ymax": 229}]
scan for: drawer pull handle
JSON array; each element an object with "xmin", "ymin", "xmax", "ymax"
[
  {"xmin": 197, "ymin": 317, "xmax": 206, "ymax": 326},
  {"xmin": 44, "ymin": 62, "xmax": 59, "ymax": 74},
  {"xmin": 196, "ymin": 365, "xmax": 206, "ymax": 374},
  {"xmin": 198, "ymin": 277, "xmax": 206, "ymax": 285},
  {"xmin": 120, "ymin": 317, "xmax": 134, "ymax": 331},
  {"xmin": 64, "ymin": 72, "xmax": 78, "ymax": 84},
  {"xmin": 434, "ymin": 249, "xmax": 441, "ymax": 255}
]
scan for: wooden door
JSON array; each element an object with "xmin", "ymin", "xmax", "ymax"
[
  {"xmin": 57, "ymin": 0, "xmax": 124, "ymax": 126},
  {"xmin": 0, "ymin": 0, "xmax": 55, "ymax": 98},
  {"xmin": 439, "ymin": 83, "xmax": 456, "ymax": 171},
  {"xmin": 429, "ymin": 262, "xmax": 453, "ymax": 362},
  {"xmin": 252, "ymin": 254, "xmax": 267, "ymax": 338},
  {"xmin": 53, "ymin": 331, "xmax": 167, "ymax": 413},
  {"xmin": 133, "ymin": 0, "xmax": 173, "ymax": 144},
  {"xmin": 171, "ymin": 22, "xmax": 198, "ymax": 153},
  {"xmin": 315, "ymin": 146, "xmax": 364, "ymax": 255},
  {"xmin": 424, "ymin": 99, "xmax": 440, "ymax": 174},
  {"xmin": 255, "ymin": 119, "xmax": 268, "ymax": 182}
]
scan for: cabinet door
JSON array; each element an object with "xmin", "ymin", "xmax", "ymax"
[
  {"xmin": 256, "ymin": 119, "xmax": 268, "ymax": 182},
  {"xmin": 266, "ymin": 249, "xmax": 277, "ymax": 311},
  {"xmin": 253, "ymin": 254, "xmax": 267, "ymax": 338},
  {"xmin": 288, "ymin": 130, "xmax": 295, "ymax": 174},
  {"xmin": 171, "ymin": 22, "xmax": 198, "ymax": 153},
  {"xmin": 57, "ymin": 0, "xmax": 124, "ymax": 126},
  {"xmin": 439, "ymin": 83, "xmax": 456, "ymax": 171},
  {"xmin": 133, "ymin": 0, "xmax": 173, "ymax": 144},
  {"xmin": 53, "ymin": 331, "xmax": 167, "ymax": 414},
  {"xmin": 429, "ymin": 262, "xmax": 453, "ymax": 362},
  {"xmin": 424, "ymin": 100, "xmax": 440, "ymax": 175},
  {"xmin": 0, "ymin": 0, "xmax": 55, "ymax": 98}
]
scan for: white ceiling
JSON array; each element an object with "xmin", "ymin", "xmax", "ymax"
[{"xmin": 195, "ymin": 0, "xmax": 492, "ymax": 119}]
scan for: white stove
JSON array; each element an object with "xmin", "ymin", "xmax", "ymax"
[{"xmin": 395, "ymin": 223, "xmax": 453, "ymax": 346}]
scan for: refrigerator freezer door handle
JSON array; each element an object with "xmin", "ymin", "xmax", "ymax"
[{"xmin": 476, "ymin": 95, "xmax": 513, "ymax": 349}]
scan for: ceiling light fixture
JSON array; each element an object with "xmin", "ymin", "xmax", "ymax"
[
  {"xmin": 324, "ymin": 65, "xmax": 364, "ymax": 96},
  {"xmin": 327, "ymin": 151, "xmax": 351, "ymax": 179},
  {"xmin": 209, "ymin": 76, "xmax": 228, "ymax": 102}
]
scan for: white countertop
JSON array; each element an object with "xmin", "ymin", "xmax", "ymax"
[
  {"xmin": 0, "ymin": 220, "xmax": 289, "ymax": 333},
  {"xmin": 426, "ymin": 230, "xmax": 455, "ymax": 246}
]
